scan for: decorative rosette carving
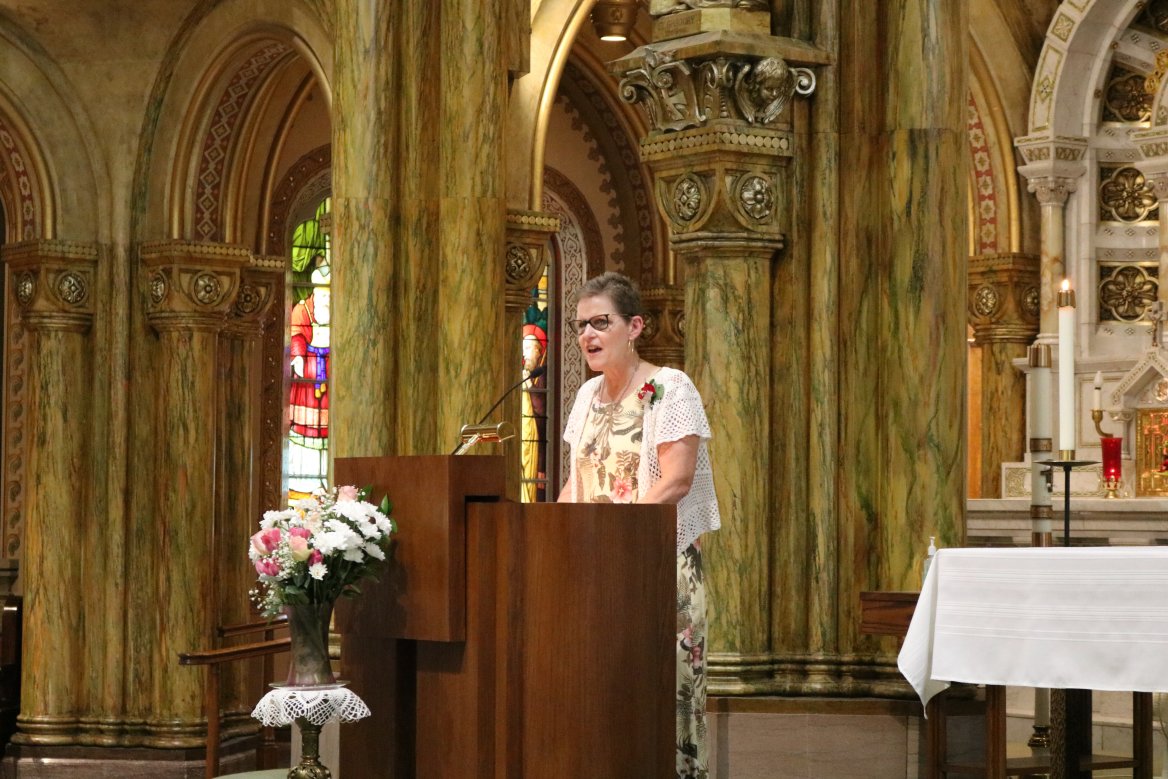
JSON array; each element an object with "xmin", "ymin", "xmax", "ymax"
[
  {"xmin": 1022, "ymin": 286, "xmax": 1041, "ymax": 320},
  {"xmin": 235, "ymin": 283, "xmax": 263, "ymax": 315},
  {"xmin": 150, "ymin": 274, "xmax": 168, "ymax": 305},
  {"xmin": 505, "ymin": 245, "xmax": 533, "ymax": 285},
  {"xmin": 973, "ymin": 284, "xmax": 1001, "ymax": 318},
  {"xmin": 54, "ymin": 272, "xmax": 87, "ymax": 306},
  {"xmin": 673, "ymin": 175, "xmax": 705, "ymax": 222},
  {"xmin": 15, "ymin": 273, "xmax": 34, "ymax": 306},
  {"xmin": 192, "ymin": 272, "xmax": 224, "ymax": 306},
  {"xmin": 641, "ymin": 311, "xmax": 659, "ymax": 341},
  {"xmin": 737, "ymin": 175, "xmax": 773, "ymax": 221}
]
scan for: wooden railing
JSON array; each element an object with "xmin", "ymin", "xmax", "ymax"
[{"xmin": 179, "ymin": 615, "xmax": 289, "ymax": 779}]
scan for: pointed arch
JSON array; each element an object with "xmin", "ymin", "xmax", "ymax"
[{"xmin": 134, "ymin": 1, "xmax": 332, "ymax": 246}]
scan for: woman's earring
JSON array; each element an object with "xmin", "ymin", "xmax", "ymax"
[{"xmin": 627, "ymin": 339, "xmax": 635, "ymax": 353}]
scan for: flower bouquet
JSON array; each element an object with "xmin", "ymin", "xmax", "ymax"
[{"xmin": 249, "ymin": 485, "xmax": 394, "ymax": 686}]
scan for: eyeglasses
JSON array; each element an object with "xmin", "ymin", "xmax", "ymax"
[{"xmin": 568, "ymin": 314, "xmax": 619, "ymax": 335}]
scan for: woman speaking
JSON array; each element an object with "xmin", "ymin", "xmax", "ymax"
[{"xmin": 558, "ymin": 271, "xmax": 721, "ymax": 779}]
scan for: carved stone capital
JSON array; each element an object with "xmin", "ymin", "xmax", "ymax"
[
  {"xmin": 2, "ymin": 240, "xmax": 99, "ymax": 333},
  {"xmin": 967, "ymin": 253, "xmax": 1041, "ymax": 344},
  {"xmin": 140, "ymin": 241, "xmax": 250, "ymax": 333},
  {"xmin": 1025, "ymin": 176, "xmax": 1080, "ymax": 207},
  {"xmin": 504, "ymin": 210, "xmax": 561, "ymax": 311},
  {"xmin": 638, "ymin": 286, "xmax": 686, "ymax": 369},
  {"xmin": 225, "ymin": 262, "xmax": 281, "ymax": 337},
  {"xmin": 616, "ymin": 49, "xmax": 814, "ymax": 134},
  {"xmin": 1015, "ymin": 134, "xmax": 1087, "ymax": 204}
]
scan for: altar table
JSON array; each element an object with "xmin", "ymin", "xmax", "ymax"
[{"xmin": 895, "ymin": 547, "xmax": 1167, "ymax": 779}]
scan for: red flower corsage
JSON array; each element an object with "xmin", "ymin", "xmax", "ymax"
[{"xmin": 637, "ymin": 379, "xmax": 663, "ymax": 407}]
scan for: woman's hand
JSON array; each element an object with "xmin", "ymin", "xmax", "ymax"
[{"xmin": 639, "ymin": 435, "xmax": 698, "ymax": 504}]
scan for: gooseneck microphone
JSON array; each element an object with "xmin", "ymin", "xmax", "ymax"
[{"xmin": 449, "ymin": 365, "xmax": 547, "ymax": 455}]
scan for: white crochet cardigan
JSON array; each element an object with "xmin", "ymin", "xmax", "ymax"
[{"xmin": 563, "ymin": 366, "xmax": 721, "ymax": 554}]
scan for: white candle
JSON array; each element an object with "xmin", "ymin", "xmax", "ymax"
[
  {"xmin": 1093, "ymin": 370, "xmax": 1103, "ymax": 411},
  {"xmin": 1031, "ymin": 348, "xmax": 1052, "ymax": 441},
  {"xmin": 1058, "ymin": 280, "xmax": 1076, "ymax": 455}
]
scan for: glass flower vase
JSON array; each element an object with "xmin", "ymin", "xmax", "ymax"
[{"xmin": 284, "ymin": 601, "xmax": 336, "ymax": 687}]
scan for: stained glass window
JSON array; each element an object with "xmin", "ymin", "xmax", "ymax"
[
  {"xmin": 520, "ymin": 267, "xmax": 551, "ymax": 501},
  {"xmin": 286, "ymin": 197, "xmax": 331, "ymax": 502}
]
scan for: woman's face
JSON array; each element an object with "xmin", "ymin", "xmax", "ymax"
[{"xmin": 575, "ymin": 294, "xmax": 642, "ymax": 374}]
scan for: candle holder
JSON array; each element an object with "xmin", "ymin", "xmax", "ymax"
[
  {"xmin": 1039, "ymin": 458, "xmax": 1099, "ymax": 546},
  {"xmin": 1091, "ymin": 409, "xmax": 1111, "ymax": 438},
  {"xmin": 1102, "ymin": 475, "xmax": 1120, "ymax": 499}
]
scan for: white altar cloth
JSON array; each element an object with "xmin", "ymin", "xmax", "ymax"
[{"xmin": 897, "ymin": 547, "xmax": 1168, "ymax": 708}]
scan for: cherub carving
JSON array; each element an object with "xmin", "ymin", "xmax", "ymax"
[{"xmin": 734, "ymin": 57, "xmax": 793, "ymax": 125}]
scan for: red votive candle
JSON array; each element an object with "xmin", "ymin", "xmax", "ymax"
[{"xmin": 1100, "ymin": 436, "xmax": 1122, "ymax": 481}]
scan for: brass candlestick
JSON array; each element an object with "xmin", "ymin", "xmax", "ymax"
[{"xmin": 1091, "ymin": 408, "xmax": 1111, "ymax": 437}]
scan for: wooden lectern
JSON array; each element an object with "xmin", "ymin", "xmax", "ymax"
[{"xmin": 334, "ymin": 455, "xmax": 676, "ymax": 779}]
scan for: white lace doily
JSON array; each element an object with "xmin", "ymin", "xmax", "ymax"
[{"xmin": 251, "ymin": 685, "xmax": 371, "ymax": 727}]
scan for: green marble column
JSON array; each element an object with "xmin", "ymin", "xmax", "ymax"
[
  {"xmin": 333, "ymin": 0, "xmax": 507, "ymax": 456},
  {"xmin": 836, "ymin": 0, "xmax": 967, "ymax": 641},
  {"xmin": 331, "ymin": 0, "xmax": 396, "ymax": 459},
  {"xmin": 3, "ymin": 241, "xmax": 97, "ymax": 745},
  {"xmin": 682, "ymin": 243, "xmax": 777, "ymax": 664},
  {"xmin": 217, "ymin": 265, "xmax": 278, "ymax": 727},
  {"xmin": 140, "ymin": 241, "xmax": 247, "ymax": 746},
  {"xmin": 613, "ymin": 20, "xmax": 823, "ymax": 690},
  {"xmin": 968, "ymin": 254, "xmax": 1039, "ymax": 498},
  {"xmin": 435, "ymin": 0, "xmax": 508, "ymax": 443}
]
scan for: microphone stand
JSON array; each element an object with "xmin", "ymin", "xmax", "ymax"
[{"xmin": 450, "ymin": 366, "xmax": 546, "ymax": 455}]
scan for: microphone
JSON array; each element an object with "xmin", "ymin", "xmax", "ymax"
[{"xmin": 450, "ymin": 365, "xmax": 547, "ymax": 454}]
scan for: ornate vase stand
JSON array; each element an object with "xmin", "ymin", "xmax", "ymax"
[{"xmin": 251, "ymin": 684, "xmax": 370, "ymax": 779}]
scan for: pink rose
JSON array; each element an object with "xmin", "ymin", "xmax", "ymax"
[
  {"xmin": 250, "ymin": 528, "xmax": 282, "ymax": 555},
  {"xmin": 610, "ymin": 477, "xmax": 633, "ymax": 504},
  {"xmin": 288, "ymin": 536, "xmax": 311, "ymax": 562},
  {"xmin": 309, "ymin": 549, "xmax": 323, "ymax": 566},
  {"xmin": 254, "ymin": 558, "xmax": 281, "ymax": 577},
  {"xmin": 337, "ymin": 485, "xmax": 360, "ymax": 502},
  {"xmin": 288, "ymin": 527, "xmax": 312, "ymax": 540}
]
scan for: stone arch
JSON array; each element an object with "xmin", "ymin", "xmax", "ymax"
[
  {"xmin": 561, "ymin": 45, "xmax": 667, "ymax": 286},
  {"xmin": 0, "ymin": 14, "xmax": 105, "ymax": 242},
  {"xmin": 266, "ymin": 144, "xmax": 331, "ymax": 257},
  {"xmin": 507, "ymin": 0, "xmax": 651, "ymax": 210},
  {"xmin": 1026, "ymin": 0, "xmax": 1144, "ymax": 136},
  {"xmin": 134, "ymin": 1, "xmax": 332, "ymax": 246},
  {"xmin": 968, "ymin": 38, "xmax": 1024, "ymax": 255}
]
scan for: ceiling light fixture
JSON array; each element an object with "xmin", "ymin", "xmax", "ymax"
[{"xmin": 591, "ymin": 0, "xmax": 639, "ymax": 43}]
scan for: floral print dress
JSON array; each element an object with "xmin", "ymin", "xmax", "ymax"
[{"xmin": 576, "ymin": 386, "xmax": 710, "ymax": 779}]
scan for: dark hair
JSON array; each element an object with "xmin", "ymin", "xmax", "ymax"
[{"xmin": 576, "ymin": 271, "xmax": 642, "ymax": 318}]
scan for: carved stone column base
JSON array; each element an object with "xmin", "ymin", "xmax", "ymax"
[{"xmin": 708, "ymin": 652, "xmax": 914, "ymax": 698}]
